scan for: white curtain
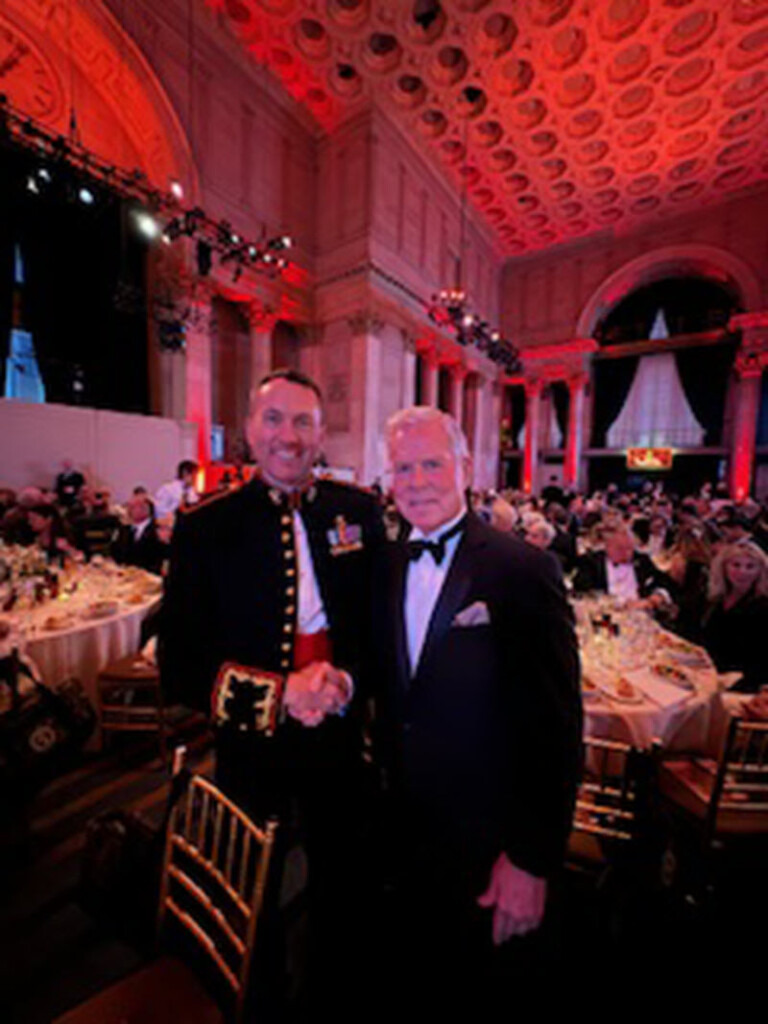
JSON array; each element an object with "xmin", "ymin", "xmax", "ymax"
[{"xmin": 606, "ymin": 352, "xmax": 704, "ymax": 449}]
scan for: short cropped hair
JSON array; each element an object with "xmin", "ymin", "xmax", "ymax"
[
  {"xmin": 257, "ymin": 368, "xmax": 323, "ymax": 403},
  {"xmin": 385, "ymin": 406, "xmax": 469, "ymax": 466},
  {"xmin": 177, "ymin": 460, "xmax": 198, "ymax": 479}
]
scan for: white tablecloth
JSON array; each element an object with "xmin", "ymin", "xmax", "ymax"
[
  {"xmin": 576, "ymin": 599, "xmax": 722, "ymax": 751},
  {"xmin": 23, "ymin": 595, "xmax": 161, "ymax": 702}
]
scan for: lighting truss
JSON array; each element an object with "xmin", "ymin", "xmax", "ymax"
[{"xmin": 0, "ymin": 93, "xmax": 293, "ymax": 280}]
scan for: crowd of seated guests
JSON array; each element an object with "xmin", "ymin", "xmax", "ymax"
[
  {"xmin": 458, "ymin": 478, "xmax": 768, "ymax": 693},
  {"xmin": 0, "ymin": 460, "xmax": 177, "ymax": 577}
]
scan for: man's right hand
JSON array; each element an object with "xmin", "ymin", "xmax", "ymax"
[{"xmin": 284, "ymin": 661, "xmax": 351, "ymax": 727}]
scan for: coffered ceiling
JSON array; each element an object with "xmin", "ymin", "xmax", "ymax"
[{"xmin": 211, "ymin": 0, "xmax": 768, "ymax": 258}]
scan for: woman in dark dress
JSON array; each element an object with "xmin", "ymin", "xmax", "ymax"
[{"xmin": 701, "ymin": 540, "xmax": 768, "ymax": 693}]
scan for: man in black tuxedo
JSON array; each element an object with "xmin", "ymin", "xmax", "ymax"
[
  {"xmin": 573, "ymin": 527, "xmax": 676, "ymax": 606},
  {"xmin": 111, "ymin": 494, "xmax": 167, "ymax": 575},
  {"xmin": 159, "ymin": 369, "xmax": 385, "ymax": 1015},
  {"xmin": 377, "ymin": 407, "xmax": 582, "ymax": 1010}
]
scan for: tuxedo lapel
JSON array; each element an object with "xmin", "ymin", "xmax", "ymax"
[
  {"xmin": 390, "ymin": 544, "xmax": 410, "ymax": 693},
  {"xmin": 412, "ymin": 515, "xmax": 486, "ymax": 686}
]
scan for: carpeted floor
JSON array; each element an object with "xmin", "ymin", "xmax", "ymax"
[{"xmin": 3, "ymin": 724, "xmax": 767, "ymax": 1021}]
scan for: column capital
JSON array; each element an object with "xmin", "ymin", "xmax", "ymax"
[
  {"xmin": 416, "ymin": 339, "xmax": 441, "ymax": 368},
  {"xmin": 567, "ymin": 371, "xmax": 589, "ymax": 393},
  {"xmin": 246, "ymin": 299, "xmax": 278, "ymax": 331},
  {"xmin": 447, "ymin": 361, "xmax": 469, "ymax": 381},
  {"xmin": 348, "ymin": 310, "xmax": 385, "ymax": 337},
  {"xmin": 734, "ymin": 350, "xmax": 768, "ymax": 379},
  {"xmin": 729, "ymin": 310, "xmax": 768, "ymax": 334}
]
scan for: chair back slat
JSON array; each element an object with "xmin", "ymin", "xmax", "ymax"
[
  {"xmin": 572, "ymin": 737, "xmax": 643, "ymax": 846},
  {"xmin": 707, "ymin": 719, "xmax": 768, "ymax": 834},
  {"xmin": 157, "ymin": 775, "xmax": 278, "ymax": 1023}
]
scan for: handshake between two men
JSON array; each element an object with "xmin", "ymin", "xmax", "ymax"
[{"xmin": 283, "ymin": 660, "xmax": 353, "ymax": 727}]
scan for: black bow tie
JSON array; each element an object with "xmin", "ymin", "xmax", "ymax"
[{"xmin": 406, "ymin": 518, "xmax": 466, "ymax": 566}]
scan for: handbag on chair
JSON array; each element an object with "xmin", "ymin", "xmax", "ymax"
[{"xmin": 78, "ymin": 748, "xmax": 191, "ymax": 947}]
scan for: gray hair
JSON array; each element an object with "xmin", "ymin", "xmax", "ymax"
[{"xmin": 385, "ymin": 406, "xmax": 470, "ymax": 471}]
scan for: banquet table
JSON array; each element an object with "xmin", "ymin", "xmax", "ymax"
[
  {"xmin": 575, "ymin": 598, "xmax": 725, "ymax": 752},
  {"xmin": 3, "ymin": 558, "xmax": 162, "ymax": 741}
]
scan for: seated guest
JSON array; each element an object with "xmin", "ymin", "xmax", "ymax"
[
  {"xmin": 665, "ymin": 528, "xmax": 711, "ymax": 641},
  {"xmin": 154, "ymin": 460, "xmax": 200, "ymax": 519},
  {"xmin": 26, "ymin": 505, "xmax": 79, "ymax": 561},
  {"xmin": 111, "ymin": 494, "xmax": 167, "ymax": 574},
  {"xmin": 573, "ymin": 527, "xmax": 676, "ymax": 607},
  {"xmin": 72, "ymin": 489, "xmax": 121, "ymax": 559},
  {"xmin": 717, "ymin": 506, "xmax": 753, "ymax": 546},
  {"xmin": 524, "ymin": 515, "xmax": 556, "ymax": 552},
  {"xmin": 546, "ymin": 504, "xmax": 578, "ymax": 572},
  {"xmin": 489, "ymin": 495, "xmax": 518, "ymax": 533},
  {"xmin": 700, "ymin": 541, "xmax": 768, "ymax": 693}
]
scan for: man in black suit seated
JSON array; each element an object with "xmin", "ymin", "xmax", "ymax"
[
  {"xmin": 375, "ymin": 406, "xmax": 582, "ymax": 1012},
  {"xmin": 111, "ymin": 493, "xmax": 167, "ymax": 575},
  {"xmin": 573, "ymin": 526, "xmax": 676, "ymax": 609}
]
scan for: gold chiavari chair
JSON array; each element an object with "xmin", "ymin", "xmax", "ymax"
[
  {"xmin": 56, "ymin": 776, "xmax": 278, "ymax": 1024},
  {"xmin": 568, "ymin": 737, "xmax": 648, "ymax": 874},
  {"xmin": 658, "ymin": 717, "xmax": 768, "ymax": 842}
]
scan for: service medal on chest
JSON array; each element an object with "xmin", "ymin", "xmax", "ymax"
[{"xmin": 327, "ymin": 515, "xmax": 363, "ymax": 556}]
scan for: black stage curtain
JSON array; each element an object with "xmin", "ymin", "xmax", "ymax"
[
  {"xmin": 675, "ymin": 344, "xmax": 736, "ymax": 447},
  {"xmin": 591, "ymin": 356, "xmax": 639, "ymax": 448},
  {"xmin": 510, "ymin": 385, "xmax": 525, "ymax": 448},
  {"xmin": 551, "ymin": 381, "xmax": 568, "ymax": 448},
  {"xmin": 1, "ymin": 144, "xmax": 149, "ymax": 412}
]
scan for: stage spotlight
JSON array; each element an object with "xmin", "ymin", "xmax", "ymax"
[
  {"xmin": 263, "ymin": 253, "xmax": 273, "ymax": 264},
  {"xmin": 462, "ymin": 313, "xmax": 473, "ymax": 328},
  {"xmin": 26, "ymin": 175, "xmax": 40, "ymax": 195},
  {"xmin": 37, "ymin": 167, "xmax": 52, "ymax": 183},
  {"xmin": 170, "ymin": 179, "xmax": 184, "ymax": 199},
  {"xmin": 78, "ymin": 186, "xmax": 95, "ymax": 205},
  {"xmin": 280, "ymin": 235, "xmax": 293, "ymax": 248},
  {"xmin": 248, "ymin": 245, "xmax": 258, "ymax": 259},
  {"xmin": 231, "ymin": 233, "xmax": 240, "ymax": 245},
  {"xmin": 134, "ymin": 209, "xmax": 161, "ymax": 240}
]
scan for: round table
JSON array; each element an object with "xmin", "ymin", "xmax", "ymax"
[
  {"xmin": 5, "ymin": 563, "xmax": 162, "ymax": 744},
  {"xmin": 576, "ymin": 600, "xmax": 723, "ymax": 752}
]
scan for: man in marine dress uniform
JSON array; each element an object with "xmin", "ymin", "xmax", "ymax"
[{"xmin": 159, "ymin": 368, "xmax": 385, "ymax": 1016}]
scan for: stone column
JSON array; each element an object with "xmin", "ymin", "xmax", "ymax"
[
  {"xmin": 730, "ymin": 353, "xmax": 763, "ymax": 501},
  {"xmin": 401, "ymin": 333, "xmax": 417, "ymax": 408},
  {"xmin": 421, "ymin": 346, "xmax": 439, "ymax": 407},
  {"xmin": 564, "ymin": 373, "xmax": 587, "ymax": 491},
  {"xmin": 448, "ymin": 363, "xmax": 468, "ymax": 424},
  {"xmin": 184, "ymin": 296, "xmax": 214, "ymax": 464},
  {"xmin": 728, "ymin": 313, "xmax": 768, "ymax": 500},
  {"xmin": 523, "ymin": 378, "xmax": 542, "ymax": 495},
  {"xmin": 247, "ymin": 301, "xmax": 277, "ymax": 395}
]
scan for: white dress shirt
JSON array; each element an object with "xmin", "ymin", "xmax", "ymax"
[
  {"xmin": 132, "ymin": 518, "xmax": 152, "ymax": 542},
  {"xmin": 405, "ymin": 510, "xmax": 466, "ymax": 676},
  {"xmin": 605, "ymin": 558, "xmax": 639, "ymax": 601},
  {"xmin": 294, "ymin": 510, "xmax": 328, "ymax": 634}
]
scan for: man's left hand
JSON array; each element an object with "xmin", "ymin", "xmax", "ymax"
[{"xmin": 477, "ymin": 853, "xmax": 547, "ymax": 944}]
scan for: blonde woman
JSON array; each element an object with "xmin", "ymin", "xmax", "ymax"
[{"xmin": 701, "ymin": 540, "xmax": 768, "ymax": 692}]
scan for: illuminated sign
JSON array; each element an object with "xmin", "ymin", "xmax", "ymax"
[{"xmin": 626, "ymin": 447, "xmax": 674, "ymax": 471}]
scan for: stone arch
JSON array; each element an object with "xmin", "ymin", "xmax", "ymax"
[
  {"xmin": 576, "ymin": 245, "xmax": 762, "ymax": 339},
  {"xmin": 3, "ymin": 0, "xmax": 195, "ymax": 195}
]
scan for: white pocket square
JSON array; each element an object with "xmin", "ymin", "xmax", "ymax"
[{"xmin": 452, "ymin": 601, "xmax": 491, "ymax": 627}]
